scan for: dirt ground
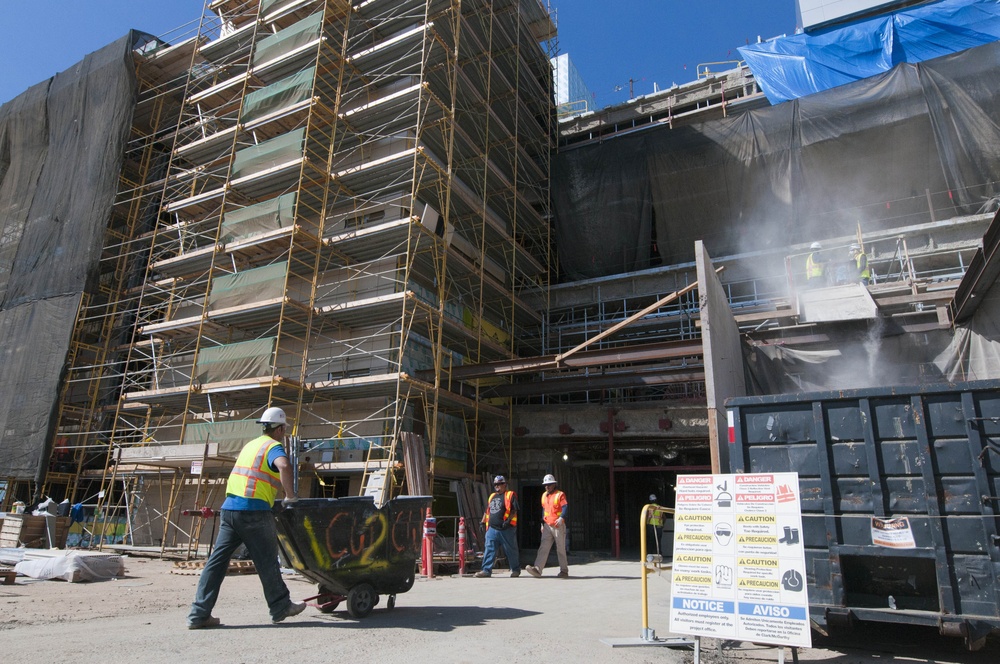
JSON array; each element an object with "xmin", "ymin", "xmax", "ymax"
[{"xmin": 1, "ymin": 555, "xmax": 998, "ymax": 664}]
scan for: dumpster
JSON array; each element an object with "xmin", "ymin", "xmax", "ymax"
[
  {"xmin": 727, "ymin": 380, "xmax": 1000, "ymax": 649},
  {"xmin": 274, "ymin": 495, "xmax": 432, "ymax": 618}
]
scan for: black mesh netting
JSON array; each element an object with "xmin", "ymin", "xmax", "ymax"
[
  {"xmin": 0, "ymin": 35, "xmax": 137, "ymax": 481},
  {"xmin": 553, "ymin": 40, "xmax": 1000, "ymax": 280}
]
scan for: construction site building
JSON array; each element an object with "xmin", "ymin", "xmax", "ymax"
[{"xmin": 2, "ymin": 0, "xmax": 1000, "ymax": 557}]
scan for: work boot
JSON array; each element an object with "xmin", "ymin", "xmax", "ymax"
[
  {"xmin": 525, "ymin": 565, "xmax": 542, "ymax": 578},
  {"xmin": 510, "ymin": 569, "xmax": 521, "ymax": 578},
  {"xmin": 557, "ymin": 570, "xmax": 569, "ymax": 578},
  {"xmin": 272, "ymin": 601, "xmax": 307, "ymax": 623},
  {"xmin": 187, "ymin": 616, "xmax": 221, "ymax": 630},
  {"xmin": 474, "ymin": 570, "xmax": 491, "ymax": 578}
]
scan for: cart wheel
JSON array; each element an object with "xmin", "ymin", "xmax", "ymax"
[
  {"xmin": 347, "ymin": 582, "xmax": 377, "ymax": 619},
  {"xmin": 386, "ymin": 594, "xmax": 396, "ymax": 611},
  {"xmin": 317, "ymin": 585, "xmax": 341, "ymax": 614},
  {"xmin": 316, "ymin": 585, "xmax": 344, "ymax": 613}
]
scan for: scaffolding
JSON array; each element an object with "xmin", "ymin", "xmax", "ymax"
[
  {"xmin": 47, "ymin": 25, "xmax": 202, "ymax": 510},
  {"xmin": 46, "ymin": 0, "xmax": 555, "ymax": 550}
]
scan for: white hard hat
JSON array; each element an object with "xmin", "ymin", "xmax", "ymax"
[
  {"xmin": 258, "ymin": 406, "xmax": 287, "ymax": 426},
  {"xmin": 649, "ymin": 494, "xmax": 658, "ymax": 502},
  {"xmin": 542, "ymin": 474, "xmax": 557, "ymax": 485},
  {"xmin": 810, "ymin": 242, "xmax": 822, "ymax": 250}
]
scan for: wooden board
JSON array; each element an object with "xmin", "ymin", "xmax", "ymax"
[{"xmin": 0, "ymin": 515, "xmax": 70, "ymax": 549}]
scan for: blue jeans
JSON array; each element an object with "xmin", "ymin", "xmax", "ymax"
[
  {"xmin": 188, "ymin": 509, "xmax": 292, "ymax": 624},
  {"xmin": 481, "ymin": 526, "xmax": 519, "ymax": 573}
]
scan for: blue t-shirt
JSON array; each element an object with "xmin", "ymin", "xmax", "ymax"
[{"xmin": 221, "ymin": 443, "xmax": 287, "ymax": 511}]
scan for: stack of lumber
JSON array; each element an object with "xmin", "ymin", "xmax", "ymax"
[
  {"xmin": 454, "ymin": 478, "xmax": 490, "ymax": 554},
  {"xmin": 171, "ymin": 559, "xmax": 256, "ymax": 576},
  {"xmin": 0, "ymin": 515, "xmax": 70, "ymax": 549},
  {"xmin": 398, "ymin": 433, "xmax": 492, "ymax": 556},
  {"xmin": 400, "ymin": 432, "xmax": 430, "ymax": 496}
]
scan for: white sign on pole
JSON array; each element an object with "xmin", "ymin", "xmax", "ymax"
[{"xmin": 668, "ymin": 473, "xmax": 811, "ymax": 648}]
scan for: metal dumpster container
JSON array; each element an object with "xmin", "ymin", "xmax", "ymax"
[
  {"xmin": 727, "ymin": 380, "xmax": 1000, "ymax": 648},
  {"xmin": 274, "ymin": 495, "xmax": 431, "ymax": 618}
]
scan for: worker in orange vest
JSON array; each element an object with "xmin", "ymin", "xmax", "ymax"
[
  {"xmin": 526, "ymin": 473, "xmax": 569, "ymax": 578},
  {"xmin": 475, "ymin": 475, "xmax": 520, "ymax": 577}
]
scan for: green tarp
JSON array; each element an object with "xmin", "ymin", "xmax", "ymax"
[
  {"xmin": 230, "ymin": 127, "xmax": 305, "ymax": 180},
  {"xmin": 252, "ymin": 11, "xmax": 323, "ymax": 68},
  {"xmin": 220, "ymin": 192, "xmax": 296, "ymax": 242},
  {"xmin": 241, "ymin": 67, "xmax": 316, "ymax": 124},
  {"xmin": 208, "ymin": 262, "xmax": 288, "ymax": 310},
  {"xmin": 182, "ymin": 419, "xmax": 263, "ymax": 456},
  {"xmin": 195, "ymin": 337, "xmax": 276, "ymax": 384}
]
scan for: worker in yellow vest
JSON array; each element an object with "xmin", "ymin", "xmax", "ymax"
[
  {"xmin": 526, "ymin": 473, "xmax": 569, "ymax": 578},
  {"xmin": 187, "ymin": 406, "xmax": 306, "ymax": 629},
  {"xmin": 647, "ymin": 494, "xmax": 664, "ymax": 554},
  {"xmin": 806, "ymin": 242, "xmax": 826, "ymax": 288},
  {"xmin": 850, "ymin": 243, "xmax": 871, "ymax": 286}
]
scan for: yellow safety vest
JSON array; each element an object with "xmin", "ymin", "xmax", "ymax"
[
  {"xmin": 855, "ymin": 253, "xmax": 870, "ymax": 280},
  {"xmin": 226, "ymin": 434, "xmax": 283, "ymax": 506},
  {"xmin": 648, "ymin": 505, "xmax": 663, "ymax": 527},
  {"xmin": 806, "ymin": 253, "xmax": 823, "ymax": 279}
]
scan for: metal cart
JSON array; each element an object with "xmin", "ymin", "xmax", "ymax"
[{"xmin": 274, "ymin": 495, "xmax": 432, "ymax": 618}]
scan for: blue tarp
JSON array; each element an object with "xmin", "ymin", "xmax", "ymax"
[{"xmin": 740, "ymin": 0, "xmax": 1000, "ymax": 103}]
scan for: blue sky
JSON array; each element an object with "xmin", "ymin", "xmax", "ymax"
[{"xmin": 1, "ymin": 0, "xmax": 797, "ymax": 108}]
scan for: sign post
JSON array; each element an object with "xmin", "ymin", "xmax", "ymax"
[{"xmin": 669, "ymin": 472, "xmax": 811, "ymax": 654}]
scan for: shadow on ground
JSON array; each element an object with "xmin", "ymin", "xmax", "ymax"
[{"xmin": 231, "ymin": 605, "xmax": 540, "ymax": 632}]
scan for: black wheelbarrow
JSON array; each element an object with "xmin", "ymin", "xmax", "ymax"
[{"xmin": 274, "ymin": 495, "xmax": 431, "ymax": 618}]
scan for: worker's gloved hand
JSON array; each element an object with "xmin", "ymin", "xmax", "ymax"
[
  {"xmin": 283, "ymin": 496, "xmax": 300, "ymax": 506},
  {"xmin": 502, "ymin": 520, "xmax": 511, "ymax": 530}
]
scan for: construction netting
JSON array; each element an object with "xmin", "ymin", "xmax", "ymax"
[
  {"xmin": 207, "ymin": 263, "xmax": 288, "ymax": 310},
  {"xmin": 553, "ymin": 39, "xmax": 1000, "ymax": 281},
  {"xmin": 231, "ymin": 127, "xmax": 305, "ymax": 180},
  {"xmin": 0, "ymin": 35, "xmax": 138, "ymax": 481},
  {"xmin": 744, "ymin": 280, "xmax": 1000, "ymax": 392},
  {"xmin": 182, "ymin": 419, "xmax": 264, "ymax": 456},
  {"xmin": 242, "ymin": 67, "xmax": 316, "ymax": 124},
  {"xmin": 220, "ymin": 192, "xmax": 296, "ymax": 242},
  {"xmin": 252, "ymin": 11, "xmax": 323, "ymax": 68}
]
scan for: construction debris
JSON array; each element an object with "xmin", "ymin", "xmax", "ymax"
[
  {"xmin": 12, "ymin": 550, "xmax": 125, "ymax": 583},
  {"xmin": 170, "ymin": 559, "xmax": 256, "ymax": 576}
]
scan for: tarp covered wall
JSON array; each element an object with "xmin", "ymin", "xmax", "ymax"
[
  {"xmin": 0, "ymin": 35, "xmax": 137, "ymax": 481},
  {"xmin": 935, "ymin": 279, "xmax": 1000, "ymax": 379},
  {"xmin": 553, "ymin": 40, "xmax": 1000, "ymax": 280}
]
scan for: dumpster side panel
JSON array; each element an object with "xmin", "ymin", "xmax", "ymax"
[{"xmin": 728, "ymin": 380, "xmax": 1000, "ymax": 632}]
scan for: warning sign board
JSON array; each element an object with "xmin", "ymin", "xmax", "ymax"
[
  {"xmin": 668, "ymin": 473, "xmax": 811, "ymax": 648},
  {"xmin": 871, "ymin": 517, "xmax": 916, "ymax": 548}
]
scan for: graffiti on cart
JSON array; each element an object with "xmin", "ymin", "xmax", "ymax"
[{"xmin": 291, "ymin": 505, "xmax": 423, "ymax": 570}]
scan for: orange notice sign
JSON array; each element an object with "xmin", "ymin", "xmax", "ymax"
[{"xmin": 871, "ymin": 517, "xmax": 916, "ymax": 548}]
